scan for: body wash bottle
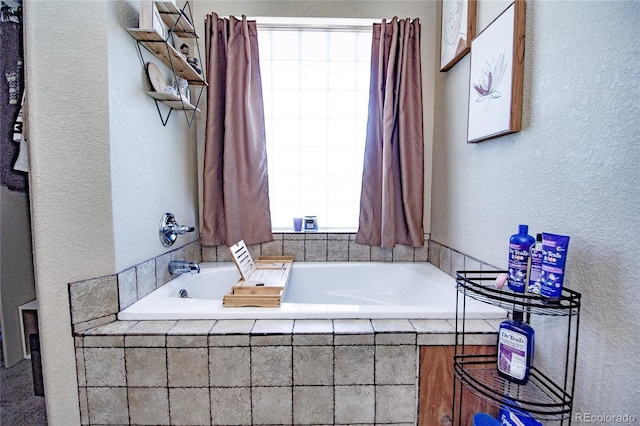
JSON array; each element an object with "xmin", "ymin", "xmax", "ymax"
[
  {"xmin": 497, "ymin": 311, "xmax": 535, "ymax": 385},
  {"xmin": 508, "ymin": 225, "xmax": 535, "ymax": 293},
  {"xmin": 527, "ymin": 234, "xmax": 543, "ymax": 294}
]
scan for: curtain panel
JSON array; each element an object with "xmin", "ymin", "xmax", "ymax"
[
  {"xmin": 201, "ymin": 14, "xmax": 273, "ymax": 246},
  {"xmin": 356, "ymin": 18, "xmax": 424, "ymax": 249}
]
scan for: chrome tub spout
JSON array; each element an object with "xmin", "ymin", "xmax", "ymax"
[{"xmin": 168, "ymin": 260, "xmax": 200, "ymax": 275}]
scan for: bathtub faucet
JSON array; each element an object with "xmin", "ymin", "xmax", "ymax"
[{"xmin": 169, "ymin": 260, "xmax": 200, "ymax": 275}]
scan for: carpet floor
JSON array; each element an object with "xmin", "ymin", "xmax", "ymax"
[{"xmin": 1, "ymin": 340, "xmax": 48, "ymax": 425}]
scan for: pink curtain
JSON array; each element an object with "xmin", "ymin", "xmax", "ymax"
[
  {"xmin": 356, "ymin": 18, "xmax": 424, "ymax": 249},
  {"xmin": 201, "ymin": 14, "xmax": 273, "ymax": 246}
]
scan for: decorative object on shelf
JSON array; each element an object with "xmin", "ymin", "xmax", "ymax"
[
  {"xmin": 147, "ymin": 62, "xmax": 168, "ymax": 92},
  {"xmin": 139, "ymin": 0, "xmax": 168, "ymax": 40},
  {"xmin": 453, "ymin": 270, "xmax": 581, "ymax": 425},
  {"xmin": 440, "ymin": 0, "xmax": 476, "ymax": 71},
  {"xmin": 467, "ymin": 0, "xmax": 525, "ymax": 143},
  {"xmin": 180, "ymin": 43, "xmax": 201, "ymax": 74},
  {"xmin": 175, "ymin": 77, "xmax": 190, "ymax": 103}
]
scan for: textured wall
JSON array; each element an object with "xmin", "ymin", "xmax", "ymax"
[
  {"xmin": 107, "ymin": 1, "xmax": 199, "ymax": 271},
  {"xmin": 24, "ymin": 0, "xmax": 199, "ymax": 424},
  {"xmin": 432, "ymin": 0, "xmax": 640, "ymax": 417},
  {"xmin": 25, "ymin": 3, "xmax": 112, "ymax": 424}
]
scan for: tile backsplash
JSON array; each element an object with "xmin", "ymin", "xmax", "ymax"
[{"xmin": 202, "ymin": 232, "xmax": 430, "ymax": 263}]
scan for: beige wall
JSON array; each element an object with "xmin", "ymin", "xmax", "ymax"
[
  {"xmin": 432, "ymin": 0, "xmax": 640, "ymax": 416},
  {"xmin": 24, "ymin": 0, "xmax": 199, "ymax": 423}
]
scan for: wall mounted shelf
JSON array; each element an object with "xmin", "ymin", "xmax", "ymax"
[{"xmin": 127, "ymin": 1, "xmax": 205, "ymax": 126}]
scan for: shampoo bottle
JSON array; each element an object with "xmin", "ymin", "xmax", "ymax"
[
  {"xmin": 508, "ymin": 225, "xmax": 535, "ymax": 293},
  {"xmin": 497, "ymin": 311, "xmax": 535, "ymax": 385},
  {"xmin": 527, "ymin": 234, "xmax": 543, "ymax": 294}
]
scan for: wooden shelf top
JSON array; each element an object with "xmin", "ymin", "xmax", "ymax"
[{"xmin": 155, "ymin": 1, "xmax": 198, "ymax": 38}]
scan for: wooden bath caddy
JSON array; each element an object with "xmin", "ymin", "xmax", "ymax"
[{"xmin": 223, "ymin": 240, "xmax": 293, "ymax": 307}]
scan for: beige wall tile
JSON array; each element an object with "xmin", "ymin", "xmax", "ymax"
[
  {"xmin": 293, "ymin": 386, "xmax": 333, "ymax": 424},
  {"xmin": 168, "ymin": 347, "xmax": 208, "ymax": 387},
  {"xmin": 86, "ymin": 387, "xmax": 128, "ymax": 425},
  {"xmin": 334, "ymin": 345, "xmax": 374, "ymax": 385},
  {"xmin": 348, "ymin": 240, "xmax": 371, "ymax": 261},
  {"xmin": 84, "ymin": 347, "xmax": 125, "ymax": 387},
  {"xmin": 375, "ymin": 345, "xmax": 417, "ymax": 385},
  {"xmin": 210, "ymin": 387, "xmax": 251, "ymax": 425},
  {"xmin": 293, "ymin": 345, "xmax": 333, "ymax": 385},
  {"xmin": 375, "ymin": 384, "xmax": 417, "ymax": 423},
  {"xmin": 136, "ymin": 258, "xmax": 156, "ymax": 298},
  {"xmin": 209, "ymin": 346, "xmax": 250, "ymax": 387},
  {"xmin": 69, "ymin": 276, "xmax": 118, "ymax": 324},
  {"xmin": 169, "ymin": 388, "xmax": 211, "ymax": 426},
  {"xmin": 252, "ymin": 386, "xmax": 292, "ymax": 424},
  {"xmin": 327, "ymin": 239, "xmax": 349, "ymax": 261},
  {"xmin": 305, "ymin": 239, "xmax": 327, "ymax": 261},
  {"xmin": 126, "ymin": 347, "xmax": 167, "ymax": 387},
  {"xmin": 251, "ymin": 345, "xmax": 292, "ymax": 386},
  {"xmin": 128, "ymin": 387, "xmax": 170, "ymax": 425},
  {"xmin": 334, "ymin": 385, "xmax": 375, "ymax": 424},
  {"xmin": 117, "ymin": 266, "xmax": 137, "ymax": 310}
]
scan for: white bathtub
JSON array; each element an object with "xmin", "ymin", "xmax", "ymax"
[{"xmin": 117, "ymin": 262, "xmax": 506, "ymax": 320}]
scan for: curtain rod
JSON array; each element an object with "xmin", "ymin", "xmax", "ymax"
[{"xmin": 256, "ymin": 23, "xmax": 374, "ymax": 32}]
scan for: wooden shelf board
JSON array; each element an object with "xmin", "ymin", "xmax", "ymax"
[
  {"xmin": 154, "ymin": 1, "xmax": 198, "ymax": 38},
  {"xmin": 127, "ymin": 28, "xmax": 206, "ymax": 85},
  {"xmin": 146, "ymin": 91, "xmax": 200, "ymax": 111}
]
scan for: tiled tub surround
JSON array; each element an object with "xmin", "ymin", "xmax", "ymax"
[
  {"xmin": 69, "ymin": 234, "xmax": 502, "ymax": 425},
  {"xmin": 68, "ymin": 236, "xmax": 495, "ymax": 330},
  {"xmin": 427, "ymin": 240, "xmax": 499, "ymax": 278},
  {"xmin": 75, "ymin": 318, "xmax": 499, "ymax": 425},
  {"xmin": 69, "ymin": 240, "xmax": 202, "ymax": 333}
]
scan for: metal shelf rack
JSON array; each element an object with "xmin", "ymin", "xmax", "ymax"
[{"xmin": 453, "ymin": 270, "xmax": 581, "ymax": 425}]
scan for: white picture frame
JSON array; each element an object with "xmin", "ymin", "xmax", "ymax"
[{"xmin": 467, "ymin": 1, "xmax": 526, "ymax": 143}]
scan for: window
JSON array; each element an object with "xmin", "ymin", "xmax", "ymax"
[{"xmin": 257, "ymin": 19, "xmax": 373, "ymax": 230}]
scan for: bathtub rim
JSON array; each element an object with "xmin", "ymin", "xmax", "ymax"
[{"xmin": 117, "ymin": 261, "xmax": 507, "ymax": 321}]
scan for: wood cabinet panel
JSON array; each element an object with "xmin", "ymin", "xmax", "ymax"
[{"xmin": 418, "ymin": 345, "xmax": 497, "ymax": 426}]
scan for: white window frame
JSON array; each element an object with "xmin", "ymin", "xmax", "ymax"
[{"xmin": 256, "ymin": 17, "xmax": 376, "ymax": 231}]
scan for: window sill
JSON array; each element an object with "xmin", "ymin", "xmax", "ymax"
[{"xmin": 272, "ymin": 228, "xmax": 357, "ymax": 234}]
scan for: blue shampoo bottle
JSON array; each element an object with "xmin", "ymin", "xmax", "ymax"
[
  {"xmin": 497, "ymin": 311, "xmax": 535, "ymax": 385},
  {"xmin": 508, "ymin": 225, "xmax": 535, "ymax": 293}
]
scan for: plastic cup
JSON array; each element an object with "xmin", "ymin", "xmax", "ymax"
[
  {"xmin": 473, "ymin": 413, "xmax": 500, "ymax": 426},
  {"xmin": 293, "ymin": 218, "xmax": 303, "ymax": 232}
]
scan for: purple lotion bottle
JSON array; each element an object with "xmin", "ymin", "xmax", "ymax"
[{"xmin": 508, "ymin": 225, "xmax": 535, "ymax": 293}]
